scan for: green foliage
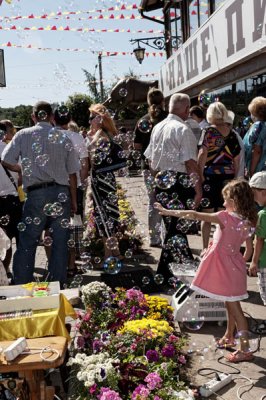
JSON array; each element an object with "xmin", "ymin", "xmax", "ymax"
[
  {"xmin": 65, "ymin": 93, "xmax": 93, "ymax": 128},
  {"xmin": 0, "ymin": 104, "xmax": 32, "ymax": 128}
]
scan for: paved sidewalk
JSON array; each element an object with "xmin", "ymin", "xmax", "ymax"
[{"xmin": 14, "ymin": 174, "xmax": 266, "ymax": 399}]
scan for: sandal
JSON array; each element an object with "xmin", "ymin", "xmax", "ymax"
[
  {"xmin": 216, "ymin": 337, "xmax": 236, "ymax": 349},
  {"xmin": 225, "ymin": 350, "xmax": 254, "ymax": 363}
]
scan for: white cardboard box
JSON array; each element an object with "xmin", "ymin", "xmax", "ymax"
[{"xmin": 0, "ymin": 282, "xmax": 60, "ymax": 312}]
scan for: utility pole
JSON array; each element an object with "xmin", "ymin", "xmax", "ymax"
[{"xmin": 98, "ymin": 52, "xmax": 104, "ymax": 102}]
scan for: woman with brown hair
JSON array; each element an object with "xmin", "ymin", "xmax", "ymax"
[{"xmin": 86, "ymin": 104, "xmax": 123, "ymax": 260}]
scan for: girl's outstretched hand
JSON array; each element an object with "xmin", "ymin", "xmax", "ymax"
[{"xmin": 154, "ymin": 202, "xmax": 168, "ymax": 215}]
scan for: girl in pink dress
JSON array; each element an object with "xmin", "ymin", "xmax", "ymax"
[{"xmin": 155, "ymin": 179, "xmax": 257, "ymax": 363}]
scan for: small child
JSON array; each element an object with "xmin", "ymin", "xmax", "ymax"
[
  {"xmin": 155, "ymin": 179, "xmax": 257, "ymax": 363},
  {"xmin": 249, "ymin": 171, "xmax": 266, "ymax": 307}
]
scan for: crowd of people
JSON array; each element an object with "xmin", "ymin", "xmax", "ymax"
[{"xmin": 1, "ymin": 92, "xmax": 266, "ymax": 363}]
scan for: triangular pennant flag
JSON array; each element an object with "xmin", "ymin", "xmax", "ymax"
[
  {"xmin": 28, "ymin": 14, "xmax": 34, "ymax": 18},
  {"xmin": 7, "ymin": 41, "xmax": 12, "ymax": 46},
  {"xmin": 51, "ymin": 26, "xmax": 57, "ymax": 30},
  {"xmin": 109, "ymin": 14, "xmax": 114, "ymax": 19},
  {"xmin": 191, "ymin": 10, "xmax": 197, "ymax": 15},
  {"xmin": 130, "ymin": 14, "xmax": 135, "ymax": 19},
  {"xmin": 99, "ymin": 14, "xmax": 103, "ymax": 19},
  {"xmin": 11, "ymin": 25, "xmax": 16, "ymax": 29},
  {"xmin": 120, "ymin": 14, "xmax": 125, "ymax": 19},
  {"xmin": 64, "ymin": 26, "xmax": 70, "ymax": 30},
  {"xmin": 121, "ymin": 4, "xmax": 126, "ymax": 9}
]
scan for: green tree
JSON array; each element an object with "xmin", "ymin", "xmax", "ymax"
[
  {"xmin": 0, "ymin": 105, "xmax": 32, "ymax": 127},
  {"xmin": 65, "ymin": 93, "xmax": 93, "ymax": 128}
]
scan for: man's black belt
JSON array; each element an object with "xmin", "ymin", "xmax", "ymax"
[{"xmin": 27, "ymin": 182, "xmax": 59, "ymax": 192}]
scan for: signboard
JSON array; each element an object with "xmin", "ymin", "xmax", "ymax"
[
  {"xmin": 159, "ymin": 0, "xmax": 266, "ymax": 97},
  {"xmin": 0, "ymin": 49, "xmax": 6, "ymax": 87}
]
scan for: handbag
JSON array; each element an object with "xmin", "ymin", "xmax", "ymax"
[{"xmin": 94, "ymin": 131, "xmax": 128, "ymax": 173}]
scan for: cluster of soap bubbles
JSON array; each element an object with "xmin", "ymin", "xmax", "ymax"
[
  {"xmin": 48, "ymin": 128, "xmax": 67, "ymax": 144},
  {"xmin": 155, "ymin": 171, "xmax": 177, "ymax": 190},
  {"xmin": 43, "ymin": 202, "xmax": 64, "ymax": 217}
]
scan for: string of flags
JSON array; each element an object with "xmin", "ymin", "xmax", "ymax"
[
  {"xmin": 0, "ymin": 25, "xmax": 164, "ymax": 34},
  {"xmin": 1, "ymin": 42, "xmax": 165, "ymax": 57}
]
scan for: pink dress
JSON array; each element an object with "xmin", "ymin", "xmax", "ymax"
[{"xmin": 191, "ymin": 210, "xmax": 250, "ymax": 302}]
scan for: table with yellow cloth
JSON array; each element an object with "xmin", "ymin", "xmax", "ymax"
[{"xmin": 0, "ymin": 294, "xmax": 76, "ymax": 341}]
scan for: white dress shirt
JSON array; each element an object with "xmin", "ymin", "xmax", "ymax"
[{"xmin": 144, "ymin": 114, "xmax": 198, "ymax": 173}]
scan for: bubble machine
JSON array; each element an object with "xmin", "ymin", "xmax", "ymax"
[{"xmin": 170, "ymin": 265, "xmax": 227, "ymax": 322}]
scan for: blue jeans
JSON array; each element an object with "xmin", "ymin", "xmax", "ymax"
[{"xmin": 13, "ymin": 185, "xmax": 71, "ymax": 286}]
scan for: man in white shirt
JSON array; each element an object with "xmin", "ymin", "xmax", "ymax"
[{"xmin": 144, "ymin": 93, "xmax": 202, "ymax": 284}]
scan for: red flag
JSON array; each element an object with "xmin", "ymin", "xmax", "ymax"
[
  {"xmin": 11, "ymin": 25, "xmax": 16, "ymax": 29},
  {"xmin": 7, "ymin": 42, "xmax": 12, "ymax": 46},
  {"xmin": 121, "ymin": 4, "xmax": 126, "ymax": 9},
  {"xmin": 191, "ymin": 10, "xmax": 197, "ymax": 15},
  {"xmin": 28, "ymin": 14, "xmax": 34, "ymax": 18},
  {"xmin": 109, "ymin": 14, "xmax": 114, "ymax": 19},
  {"xmin": 120, "ymin": 14, "xmax": 125, "ymax": 19},
  {"xmin": 64, "ymin": 26, "xmax": 70, "ymax": 30},
  {"xmin": 130, "ymin": 14, "xmax": 135, "ymax": 19},
  {"xmin": 51, "ymin": 26, "xmax": 57, "ymax": 30},
  {"xmin": 99, "ymin": 14, "xmax": 103, "ymax": 19}
]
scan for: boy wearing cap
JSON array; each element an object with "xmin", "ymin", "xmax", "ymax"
[{"xmin": 249, "ymin": 171, "xmax": 266, "ymax": 306}]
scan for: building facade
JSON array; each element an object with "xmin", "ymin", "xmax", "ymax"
[{"xmin": 140, "ymin": 0, "xmax": 266, "ymax": 113}]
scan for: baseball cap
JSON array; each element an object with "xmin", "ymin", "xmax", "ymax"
[
  {"xmin": 249, "ymin": 171, "xmax": 266, "ymax": 189},
  {"xmin": 224, "ymin": 110, "xmax": 235, "ymax": 125}
]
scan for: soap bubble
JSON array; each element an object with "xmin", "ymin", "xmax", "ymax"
[
  {"xmin": 200, "ymin": 198, "xmax": 210, "ymax": 208},
  {"xmin": 142, "ymin": 276, "xmax": 150, "ymax": 285},
  {"xmin": 25, "ymin": 217, "xmax": 32, "ymax": 224},
  {"xmin": 67, "ymin": 239, "xmax": 75, "ymax": 248},
  {"xmin": 167, "ymin": 199, "xmax": 184, "ymax": 210},
  {"xmin": 203, "ymin": 184, "xmax": 210, "ymax": 192},
  {"xmin": 155, "ymin": 171, "xmax": 176, "ymax": 190},
  {"xmin": 97, "ymin": 138, "xmax": 111, "ymax": 153},
  {"xmin": 178, "ymin": 174, "xmax": 191, "ymax": 188},
  {"xmin": 38, "ymin": 110, "xmax": 47, "ymax": 120},
  {"xmin": 60, "ymin": 219, "xmax": 69, "ymax": 228},
  {"xmin": 124, "ymin": 249, "xmax": 132, "ymax": 258},
  {"xmin": 21, "ymin": 158, "xmax": 32, "ymax": 168},
  {"xmin": 103, "ymin": 256, "xmax": 122, "ymax": 274},
  {"xmin": 32, "ymin": 142, "xmax": 43, "ymax": 154},
  {"xmin": 137, "ymin": 119, "xmax": 152, "ymax": 133},
  {"xmin": 17, "ymin": 222, "xmax": 26, "ymax": 232},
  {"xmin": 33, "ymin": 217, "xmax": 41, "ymax": 225},
  {"xmin": 43, "ymin": 203, "xmax": 53, "ymax": 216},
  {"xmin": 182, "ymin": 302, "xmax": 204, "ymax": 331},
  {"xmin": 106, "ymin": 236, "xmax": 119, "ymax": 250},
  {"xmin": 0, "ymin": 215, "xmax": 10, "ymax": 226},
  {"xmin": 58, "ymin": 192, "xmax": 68, "ymax": 203},
  {"xmin": 35, "ymin": 154, "xmax": 49, "ymax": 167},
  {"xmin": 186, "ymin": 199, "xmax": 196, "ymax": 209},
  {"xmin": 234, "ymin": 330, "xmax": 258, "ymax": 353},
  {"xmin": 57, "ymin": 104, "xmax": 69, "ymax": 117},
  {"xmin": 119, "ymin": 88, "xmax": 128, "ymax": 97},
  {"xmin": 154, "ymin": 274, "xmax": 164, "ymax": 285}
]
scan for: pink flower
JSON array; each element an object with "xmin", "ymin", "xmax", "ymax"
[
  {"xmin": 132, "ymin": 384, "xmax": 150, "ymax": 399},
  {"xmin": 98, "ymin": 388, "xmax": 122, "ymax": 400},
  {"xmin": 89, "ymin": 384, "xmax": 97, "ymax": 394},
  {"xmin": 126, "ymin": 288, "xmax": 146, "ymax": 303},
  {"xmin": 144, "ymin": 372, "xmax": 162, "ymax": 390},
  {"xmin": 178, "ymin": 354, "xmax": 187, "ymax": 364},
  {"xmin": 169, "ymin": 334, "xmax": 179, "ymax": 342},
  {"xmin": 154, "ymin": 397, "xmax": 163, "ymax": 400}
]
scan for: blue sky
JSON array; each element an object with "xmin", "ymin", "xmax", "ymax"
[{"xmin": 0, "ymin": 0, "xmax": 164, "ymax": 107}]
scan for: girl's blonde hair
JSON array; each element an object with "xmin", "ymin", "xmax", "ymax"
[
  {"xmin": 206, "ymin": 102, "xmax": 229, "ymax": 125},
  {"xmin": 222, "ymin": 179, "xmax": 257, "ymax": 226},
  {"xmin": 89, "ymin": 104, "xmax": 118, "ymax": 136}
]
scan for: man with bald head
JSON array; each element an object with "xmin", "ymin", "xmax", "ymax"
[{"xmin": 144, "ymin": 93, "xmax": 202, "ymax": 284}]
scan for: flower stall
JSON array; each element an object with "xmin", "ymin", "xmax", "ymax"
[{"xmin": 68, "ymin": 282, "xmax": 198, "ymax": 400}]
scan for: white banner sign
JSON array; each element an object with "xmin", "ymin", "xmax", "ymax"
[{"xmin": 159, "ymin": 0, "xmax": 266, "ymax": 97}]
